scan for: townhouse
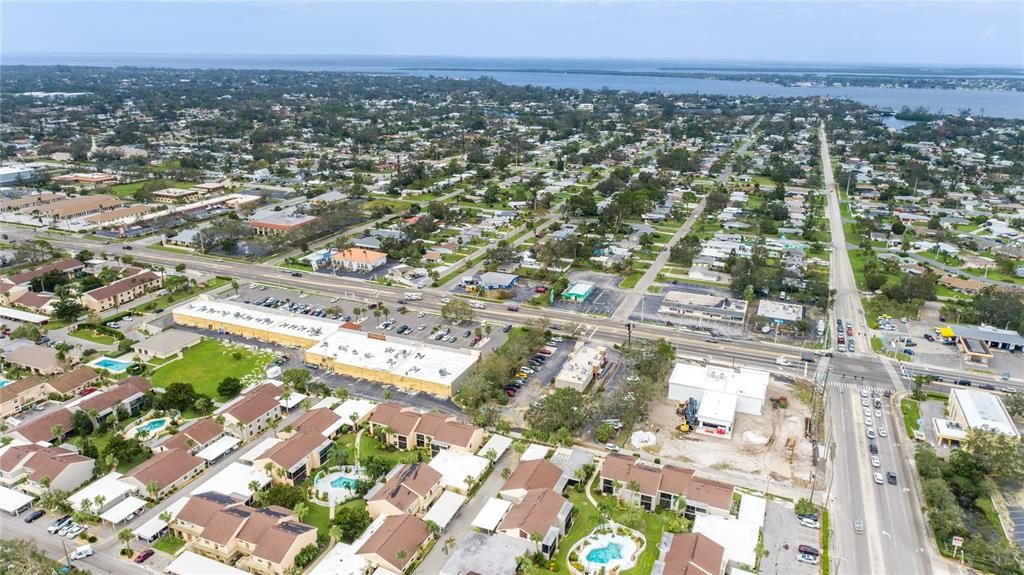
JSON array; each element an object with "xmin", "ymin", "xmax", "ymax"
[
  {"xmin": 1, "ymin": 344, "xmax": 64, "ymax": 376},
  {"xmin": 218, "ymin": 384, "xmax": 282, "ymax": 441},
  {"xmin": 366, "ymin": 462, "xmax": 443, "ymax": 519},
  {"xmin": 491, "ymin": 458, "xmax": 574, "ymax": 559},
  {"xmin": 0, "ymin": 376, "xmax": 51, "ymax": 418},
  {"xmin": 77, "ymin": 376, "xmax": 152, "ymax": 422},
  {"xmin": 172, "ymin": 491, "xmax": 318, "ymax": 575},
  {"xmin": 156, "ymin": 417, "xmax": 226, "ymax": 454},
  {"xmin": 599, "ymin": 454, "xmax": 735, "ymax": 518},
  {"xmin": 46, "ymin": 366, "xmax": 101, "ymax": 397},
  {"xmin": 8, "ymin": 408, "xmax": 75, "ymax": 444},
  {"xmin": 356, "ymin": 513, "xmax": 432, "ymax": 573},
  {"xmin": 80, "ymin": 269, "xmax": 163, "ymax": 312},
  {"xmin": 368, "ymin": 403, "xmax": 483, "ymax": 454},
  {"xmin": 0, "ymin": 444, "xmax": 95, "ymax": 494},
  {"xmin": 123, "ymin": 448, "xmax": 206, "ymax": 500},
  {"xmin": 653, "ymin": 533, "xmax": 726, "ymax": 575},
  {"xmin": 252, "ymin": 408, "xmax": 342, "ymax": 485}
]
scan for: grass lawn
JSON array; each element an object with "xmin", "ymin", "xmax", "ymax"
[
  {"xmin": 151, "ymin": 339, "xmax": 273, "ymax": 397},
  {"xmin": 304, "ymin": 497, "xmax": 366, "ymax": 537},
  {"xmin": 70, "ymin": 328, "xmax": 118, "ymax": 345},
  {"xmin": 619, "ymin": 271, "xmax": 645, "ymax": 289},
  {"xmin": 151, "ymin": 245, "xmax": 193, "ymax": 255},
  {"xmin": 901, "ymin": 399, "xmax": 921, "ymax": 439},
  {"xmin": 152, "ymin": 534, "xmax": 186, "ymax": 555},
  {"xmin": 135, "ymin": 277, "xmax": 229, "ymax": 314},
  {"xmin": 109, "ymin": 179, "xmax": 193, "ymax": 199}
]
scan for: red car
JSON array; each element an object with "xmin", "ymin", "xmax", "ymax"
[
  {"xmin": 846, "ymin": 327, "xmax": 853, "ymax": 336},
  {"xmin": 134, "ymin": 549, "xmax": 155, "ymax": 564},
  {"xmin": 534, "ymin": 286, "xmax": 548, "ymax": 293}
]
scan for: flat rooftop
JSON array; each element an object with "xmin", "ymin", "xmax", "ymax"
[
  {"xmin": 174, "ymin": 297, "xmax": 340, "ymax": 342},
  {"xmin": 308, "ymin": 328, "xmax": 478, "ymax": 388},
  {"xmin": 952, "ymin": 389, "xmax": 1019, "ymax": 437},
  {"xmin": 668, "ymin": 363, "xmax": 769, "ymax": 402}
]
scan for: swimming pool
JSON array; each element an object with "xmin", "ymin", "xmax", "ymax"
[
  {"xmin": 585, "ymin": 542, "xmax": 623, "ymax": 564},
  {"xmin": 0, "ymin": 379, "xmax": 10, "ymax": 389},
  {"xmin": 90, "ymin": 357, "xmax": 133, "ymax": 373},
  {"xmin": 330, "ymin": 475, "xmax": 357, "ymax": 489},
  {"xmin": 314, "ymin": 468, "xmax": 367, "ymax": 505},
  {"xmin": 123, "ymin": 417, "xmax": 170, "ymax": 439}
]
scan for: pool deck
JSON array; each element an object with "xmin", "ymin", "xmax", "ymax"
[{"xmin": 569, "ymin": 522, "xmax": 645, "ymax": 575}]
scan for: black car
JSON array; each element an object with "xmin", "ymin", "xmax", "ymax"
[
  {"xmin": 291, "ymin": 272, "xmax": 303, "ymax": 277},
  {"xmin": 886, "ymin": 472, "xmax": 898, "ymax": 485},
  {"xmin": 23, "ymin": 509, "xmax": 45, "ymax": 523},
  {"xmin": 954, "ymin": 379, "xmax": 972, "ymax": 386},
  {"xmin": 463, "ymin": 330, "xmax": 472, "ymax": 338},
  {"xmin": 798, "ymin": 544, "xmax": 820, "ymax": 556},
  {"xmin": 869, "ymin": 443, "xmax": 878, "ymax": 455},
  {"xmin": 503, "ymin": 324, "xmax": 513, "ymax": 333}
]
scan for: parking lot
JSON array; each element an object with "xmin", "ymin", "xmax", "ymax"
[
  {"xmin": 760, "ymin": 500, "xmax": 822, "ymax": 575},
  {"xmin": 501, "ymin": 338, "xmax": 574, "ymax": 428},
  {"xmin": 550, "ymin": 271, "xmax": 626, "ymax": 317}
]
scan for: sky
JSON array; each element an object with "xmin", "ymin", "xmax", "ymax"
[{"xmin": 3, "ymin": 1, "xmax": 1022, "ymax": 68}]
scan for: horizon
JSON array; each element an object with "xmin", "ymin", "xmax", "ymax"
[{"xmin": 3, "ymin": 1, "xmax": 1022, "ymax": 68}]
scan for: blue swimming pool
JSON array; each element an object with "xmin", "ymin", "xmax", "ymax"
[
  {"xmin": 586, "ymin": 542, "xmax": 623, "ymax": 564},
  {"xmin": 91, "ymin": 357, "xmax": 133, "ymax": 373},
  {"xmin": 330, "ymin": 475, "xmax": 358, "ymax": 489},
  {"xmin": 0, "ymin": 379, "xmax": 10, "ymax": 389},
  {"xmin": 139, "ymin": 418, "xmax": 168, "ymax": 433}
]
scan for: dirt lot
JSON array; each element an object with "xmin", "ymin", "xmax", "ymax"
[{"xmin": 644, "ymin": 381, "xmax": 819, "ymax": 489}]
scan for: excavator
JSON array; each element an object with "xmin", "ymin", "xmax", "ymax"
[{"xmin": 676, "ymin": 398, "xmax": 698, "ymax": 433}]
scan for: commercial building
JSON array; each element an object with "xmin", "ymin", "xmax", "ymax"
[
  {"xmin": 248, "ymin": 211, "xmax": 320, "ymax": 235},
  {"xmin": 948, "ymin": 324, "xmax": 1024, "ymax": 353},
  {"xmin": 0, "ymin": 165, "xmax": 36, "ymax": 185},
  {"xmin": 27, "ymin": 194, "xmax": 124, "ymax": 220},
  {"xmin": 658, "ymin": 291, "xmax": 749, "ymax": 325},
  {"xmin": 476, "ymin": 271, "xmax": 519, "ymax": 290},
  {"xmin": 51, "ymin": 173, "xmax": 115, "ymax": 185},
  {"xmin": 80, "ymin": 269, "xmax": 163, "ymax": 312},
  {"xmin": 755, "ymin": 300, "xmax": 804, "ymax": 324},
  {"xmin": 553, "ymin": 343, "xmax": 606, "ymax": 391},
  {"xmin": 172, "ymin": 491, "xmax": 319, "ymax": 575},
  {"xmin": 306, "ymin": 329, "xmax": 479, "ymax": 398},
  {"xmin": 561, "ymin": 280, "xmax": 595, "ymax": 302},
  {"xmin": 331, "ymin": 248, "xmax": 387, "ymax": 272},
  {"xmin": 173, "ymin": 297, "xmax": 339, "ymax": 348},
  {"xmin": 151, "ymin": 187, "xmax": 206, "ymax": 203},
  {"xmin": 667, "ymin": 363, "xmax": 769, "ymax": 438},
  {"xmin": 944, "ymin": 389, "xmax": 1019, "ymax": 440}
]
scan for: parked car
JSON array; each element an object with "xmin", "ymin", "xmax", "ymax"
[
  {"xmin": 798, "ymin": 544, "xmax": 820, "ymax": 556},
  {"xmin": 799, "ymin": 516, "xmax": 820, "ymax": 529},
  {"xmin": 48, "ymin": 516, "xmax": 71, "ymax": 534},
  {"xmin": 134, "ymin": 549, "xmax": 155, "ymax": 564},
  {"xmin": 797, "ymin": 553, "xmax": 820, "ymax": 565},
  {"xmin": 23, "ymin": 509, "xmax": 45, "ymax": 523}
]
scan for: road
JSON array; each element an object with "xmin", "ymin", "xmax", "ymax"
[
  {"xmin": 820, "ymin": 124, "xmax": 941, "ymax": 575},
  {"xmin": 612, "ymin": 124, "xmax": 760, "ymax": 321}
]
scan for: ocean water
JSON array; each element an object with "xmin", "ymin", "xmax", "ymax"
[{"xmin": 6, "ymin": 54, "xmax": 1024, "ymax": 119}]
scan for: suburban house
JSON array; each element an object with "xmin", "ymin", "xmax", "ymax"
[
  {"xmin": 368, "ymin": 403, "xmax": 483, "ymax": 454},
  {"xmin": 652, "ymin": 533, "xmax": 727, "ymax": 575},
  {"xmin": 157, "ymin": 418, "xmax": 226, "ymax": 454},
  {"xmin": 356, "ymin": 513, "xmax": 432, "ymax": 573},
  {"xmin": 80, "ymin": 269, "xmax": 163, "ymax": 312},
  {"xmin": 496, "ymin": 487, "xmax": 574, "ymax": 559},
  {"xmin": 331, "ymin": 248, "xmax": 387, "ymax": 273},
  {"xmin": 367, "ymin": 463, "xmax": 444, "ymax": 519},
  {"xmin": 498, "ymin": 459, "xmax": 567, "ymax": 503},
  {"xmin": 599, "ymin": 454, "xmax": 734, "ymax": 518},
  {"xmin": 172, "ymin": 491, "xmax": 318, "ymax": 575},
  {"xmin": 218, "ymin": 384, "xmax": 282, "ymax": 441},
  {"xmin": 123, "ymin": 448, "xmax": 206, "ymax": 500},
  {"xmin": 46, "ymin": 366, "xmax": 101, "ymax": 397},
  {"xmin": 1, "ymin": 344, "xmax": 65, "ymax": 375},
  {"xmin": 0, "ymin": 376, "xmax": 51, "ymax": 418},
  {"xmin": 0, "ymin": 444, "xmax": 95, "ymax": 494},
  {"xmin": 8, "ymin": 408, "xmax": 75, "ymax": 444}
]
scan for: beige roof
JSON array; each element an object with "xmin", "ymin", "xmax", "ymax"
[
  {"xmin": 502, "ymin": 459, "xmax": 563, "ymax": 493},
  {"xmin": 2, "ymin": 345, "xmax": 63, "ymax": 374},
  {"xmin": 662, "ymin": 533, "xmax": 725, "ymax": 575},
  {"xmin": 498, "ymin": 488, "xmax": 568, "ymax": 539},
  {"xmin": 369, "ymin": 463, "xmax": 442, "ymax": 512},
  {"xmin": 29, "ymin": 194, "xmax": 124, "ymax": 218},
  {"xmin": 225, "ymin": 384, "xmax": 280, "ymax": 424},
  {"xmin": 46, "ymin": 366, "xmax": 101, "ymax": 395},
  {"xmin": 0, "ymin": 375, "xmax": 46, "ymax": 403},
  {"xmin": 126, "ymin": 448, "xmax": 205, "ymax": 491},
  {"xmin": 357, "ymin": 513, "xmax": 429, "ymax": 571}
]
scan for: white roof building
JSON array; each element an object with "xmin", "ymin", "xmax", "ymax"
[
  {"xmin": 239, "ymin": 437, "xmax": 282, "ymax": 463},
  {"xmin": 422, "ymin": 490, "xmax": 467, "ymax": 529},
  {"xmin": 427, "ymin": 450, "xmax": 490, "ymax": 493},
  {"xmin": 554, "ymin": 344, "xmax": 606, "ymax": 391},
  {"xmin": 189, "ymin": 461, "xmax": 271, "ymax": 500},
  {"xmin": 519, "ymin": 443, "xmax": 551, "ymax": 462},
  {"xmin": 949, "ymin": 389, "xmax": 1019, "ymax": 437},
  {"xmin": 695, "ymin": 390, "xmax": 739, "ymax": 438},
  {"xmin": 195, "ymin": 435, "xmax": 241, "ymax": 462},
  {"xmin": 472, "ymin": 497, "xmax": 512, "ymax": 532},
  {"xmin": 0, "ymin": 485, "xmax": 34, "ymax": 515},
  {"xmin": 168, "ymin": 551, "xmax": 250, "ymax": 575},
  {"xmin": 306, "ymin": 328, "xmax": 479, "ymax": 390},
  {"xmin": 668, "ymin": 363, "xmax": 769, "ymax": 417},
  {"xmin": 133, "ymin": 497, "xmax": 188, "ymax": 541},
  {"xmin": 693, "ymin": 515, "xmax": 759, "ymax": 568},
  {"xmin": 70, "ymin": 472, "xmax": 137, "ymax": 513},
  {"xmin": 755, "ymin": 300, "xmax": 804, "ymax": 323},
  {"xmin": 477, "ymin": 434, "xmax": 513, "ymax": 461},
  {"xmin": 99, "ymin": 495, "xmax": 147, "ymax": 525}
]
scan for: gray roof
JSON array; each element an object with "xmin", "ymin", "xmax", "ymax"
[
  {"xmin": 169, "ymin": 229, "xmax": 201, "ymax": 244},
  {"xmin": 133, "ymin": 329, "xmax": 203, "ymax": 357},
  {"xmin": 951, "ymin": 324, "xmax": 1024, "ymax": 347},
  {"xmin": 352, "ymin": 236, "xmax": 382, "ymax": 250},
  {"xmin": 478, "ymin": 272, "xmax": 518, "ymax": 287},
  {"xmin": 440, "ymin": 532, "xmax": 532, "ymax": 575}
]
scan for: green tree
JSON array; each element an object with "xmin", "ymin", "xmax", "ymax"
[
  {"xmin": 217, "ymin": 376, "xmax": 244, "ymax": 398},
  {"xmin": 440, "ymin": 299, "xmax": 474, "ymax": 324},
  {"xmin": 333, "ymin": 504, "xmax": 371, "ymax": 541},
  {"xmin": 282, "ymin": 368, "xmax": 312, "ymax": 393}
]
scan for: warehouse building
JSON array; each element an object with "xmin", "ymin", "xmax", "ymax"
[{"xmin": 173, "ymin": 297, "xmax": 340, "ymax": 348}]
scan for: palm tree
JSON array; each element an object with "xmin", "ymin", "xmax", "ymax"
[
  {"xmin": 50, "ymin": 424, "xmax": 64, "ymax": 442},
  {"xmin": 105, "ymin": 454, "xmax": 119, "ymax": 472},
  {"xmin": 39, "ymin": 476, "xmax": 52, "ymax": 492},
  {"xmin": 293, "ymin": 502, "xmax": 309, "ymax": 523},
  {"xmin": 159, "ymin": 511, "xmax": 172, "ymax": 524},
  {"xmin": 425, "ymin": 520, "xmax": 440, "ymax": 537},
  {"xmin": 396, "ymin": 549, "xmax": 407, "ymax": 565},
  {"xmin": 214, "ymin": 414, "xmax": 226, "ymax": 426},
  {"xmin": 501, "ymin": 467, "xmax": 512, "ymax": 480},
  {"xmin": 443, "ymin": 536, "xmax": 457, "ymax": 555},
  {"xmin": 118, "ymin": 527, "xmax": 134, "ymax": 555},
  {"xmin": 146, "ymin": 480, "xmax": 161, "ymax": 500},
  {"xmin": 328, "ymin": 524, "xmax": 343, "ymax": 544},
  {"xmin": 94, "ymin": 495, "xmax": 106, "ymax": 511}
]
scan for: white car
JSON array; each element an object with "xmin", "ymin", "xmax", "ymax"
[
  {"xmin": 866, "ymin": 428, "xmax": 876, "ymax": 439},
  {"xmin": 799, "ymin": 517, "xmax": 820, "ymax": 529},
  {"xmin": 860, "ymin": 389, "xmax": 868, "ymax": 398},
  {"xmin": 417, "ymin": 311, "xmax": 426, "ymax": 318},
  {"xmin": 864, "ymin": 416, "xmax": 873, "ymax": 427},
  {"xmin": 776, "ymin": 357, "xmax": 793, "ymax": 367},
  {"xmin": 871, "ymin": 455, "xmax": 880, "ymax": 468},
  {"xmin": 64, "ymin": 525, "xmax": 86, "ymax": 539},
  {"xmin": 878, "ymin": 427, "xmax": 888, "ymax": 438},
  {"xmin": 862, "ymin": 407, "xmax": 871, "ymax": 417},
  {"xmin": 875, "ymin": 409, "xmax": 882, "ymax": 417},
  {"xmin": 797, "ymin": 553, "xmax": 820, "ymax": 565},
  {"xmin": 861, "ymin": 398, "xmax": 869, "ymax": 407},
  {"xmin": 873, "ymin": 472, "xmax": 884, "ymax": 485}
]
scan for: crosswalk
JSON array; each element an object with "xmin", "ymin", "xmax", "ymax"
[{"xmin": 821, "ymin": 379, "xmax": 892, "ymax": 394}]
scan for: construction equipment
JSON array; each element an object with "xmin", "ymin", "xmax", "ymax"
[
  {"xmin": 770, "ymin": 396, "xmax": 789, "ymax": 409},
  {"xmin": 678, "ymin": 398, "xmax": 698, "ymax": 433}
]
